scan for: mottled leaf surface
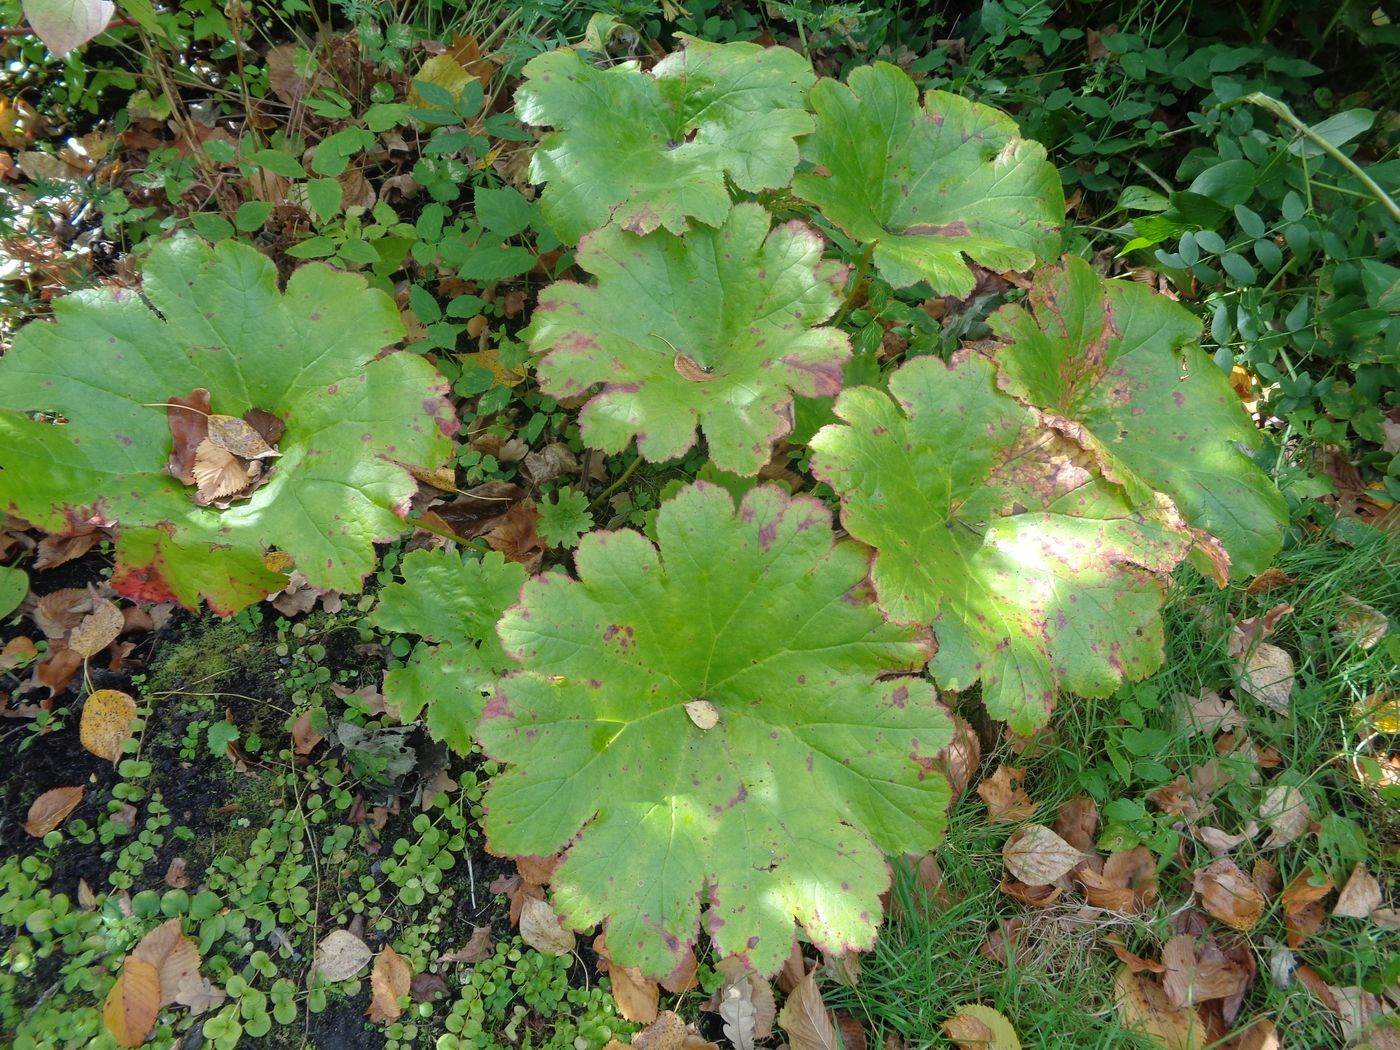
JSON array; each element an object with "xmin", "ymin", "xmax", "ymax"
[
  {"xmin": 0, "ymin": 239, "xmax": 455, "ymax": 613},
  {"xmin": 990, "ymin": 257, "xmax": 1286, "ymax": 579},
  {"xmin": 477, "ymin": 483, "xmax": 950, "ymax": 978},
  {"xmin": 518, "ymin": 37, "xmax": 814, "ymax": 244},
  {"xmin": 793, "ymin": 63, "xmax": 1062, "ymax": 296},
  {"xmin": 372, "ymin": 549, "xmax": 526, "ymax": 753},
  {"xmin": 528, "ymin": 203, "xmax": 849, "ymax": 475},
  {"xmin": 810, "ymin": 353, "xmax": 1190, "ymax": 733}
]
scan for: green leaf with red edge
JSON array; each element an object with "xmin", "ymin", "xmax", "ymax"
[
  {"xmin": 792, "ymin": 62, "xmax": 1063, "ymax": 296},
  {"xmin": 476, "ymin": 482, "xmax": 950, "ymax": 979},
  {"xmin": 988, "ymin": 256, "xmax": 1286, "ymax": 580},
  {"xmin": 810, "ymin": 352, "xmax": 1192, "ymax": 734},
  {"xmin": 372, "ymin": 548, "xmax": 525, "ymax": 753},
  {"xmin": 517, "ymin": 36, "xmax": 815, "ymax": 244},
  {"xmin": 0, "ymin": 238, "xmax": 456, "ymax": 613},
  {"xmin": 527, "ymin": 203, "xmax": 850, "ymax": 476}
]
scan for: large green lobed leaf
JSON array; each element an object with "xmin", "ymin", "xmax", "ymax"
[
  {"xmin": 989, "ymin": 257, "xmax": 1287, "ymax": 580},
  {"xmin": 477, "ymin": 482, "xmax": 951, "ymax": 978},
  {"xmin": 373, "ymin": 548, "xmax": 526, "ymax": 753},
  {"xmin": 793, "ymin": 62, "xmax": 1063, "ymax": 296},
  {"xmin": 810, "ymin": 353, "xmax": 1191, "ymax": 733},
  {"xmin": 527, "ymin": 203, "xmax": 850, "ymax": 475},
  {"xmin": 517, "ymin": 37, "xmax": 815, "ymax": 244},
  {"xmin": 0, "ymin": 238, "xmax": 456, "ymax": 613}
]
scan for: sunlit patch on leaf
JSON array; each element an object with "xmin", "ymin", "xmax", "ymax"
[
  {"xmin": 989, "ymin": 256, "xmax": 1286, "ymax": 580},
  {"xmin": 517, "ymin": 37, "xmax": 815, "ymax": 244},
  {"xmin": 0, "ymin": 238, "xmax": 455, "ymax": 613},
  {"xmin": 811, "ymin": 352, "xmax": 1191, "ymax": 733},
  {"xmin": 792, "ymin": 62, "xmax": 1063, "ymax": 296},
  {"xmin": 477, "ymin": 482, "xmax": 950, "ymax": 978},
  {"xmin": 528, "ymin": 204, "xmax": 850, "ymax": 475}
]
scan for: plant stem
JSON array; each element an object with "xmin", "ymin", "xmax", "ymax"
[
  {"xmin": 1223, "ymin": 92, "xmax": 1400, "ymax": 223},
  {"xmin": 831, "ymin": 240, "xmax": 875, "ymax": 330},
  {"xmin": 591, "ymin": 451, "xmax": 643, "ymax": 511}
]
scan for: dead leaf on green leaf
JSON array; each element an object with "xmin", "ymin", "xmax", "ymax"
[
  {"xmin": 25, "ymin": 785, "xmax": 83, "ymax": 836},
  {"xmin": 368, "ymin": 944, "xmax": 412, "ymax": 1023},
  {"xmin": 1002, "ymin": 824, "xmax": 1080, "ymax": 885},
  {"xmin": 193, "ymin": 439, "xmax": 256, "ymax": 501},
  {"xmin": 942, "ymin": 1004, "xmax": 1022, "ymax": 1050},
  {"xmin": 80, "ymin": 688, "xmax": 137, "ymax": 762},
  {"xmin": 104, "ymin": 956, "xmax": 161, "ymax": 1048},
  {"xmin": 166, "ymin": 388, "xmax": 212, "ymax": 485},
  {"xmin": 1192, "ymin": 859, "xmax": 1265, "ymax": 931},
  {"xmin": 778, "ymin": 969, "xmax": 839, "ymax": 1050},
  {"xmin": 977, "ymin": 765, "xmax": 1035, "ymax": 822},
  {"xmin": 685, "ymin": 699, "xmax": 720, "ymax": 730},
  {"xmin": 313, "ymin": 928, "xmax": 373, "ymax": 981},
  {"xmin": 519, "ymin": 896, "xmax": 575, "ymax": 955},
  {"xmin": 1333, "ymin": 863, "xmax": 1382, "ymax": 919},
  {"xmin": 207, "ymin": 414, "xmax": 281, "ymax": 459}
]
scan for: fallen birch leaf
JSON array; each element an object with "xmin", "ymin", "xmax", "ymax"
[
  {"xmin": 1332, "ymin": 864, "xmax": 1382, "ymax": 919},
  {"xmin": 519, "ymin": 896, "xmax": 575, "ymax": 955},
  {"xmin": 1195, "ymin": 822, "xmax": 1258, "ymax": 856},
  {"xmin": 1160, "ymin": 936, "xmax": 1249, "ymax": 1009},
  {"xmin": 1192, "ymin": 859, "xmax": 1265, "ymax": 931},
  {"xmin": 1052, "ymin": 796, "xmax": 1098, "ymax": 852},
  {"xmin": 1281, "ymin": 869, "xmax": 1333, "ymax": 948},
  {"xmin": 368, "ymin": 945, "xmax": 412, "ymax": 1023},
  {"xmin": 80, "ymin": 688, "xmax": 137, "ymax": 763},
  {"xmin": 942, "ymin": 1004, "xmax": 1021, "ymax": 1049},
  {"xmin": 313, "ymin": 929, "xmax": 372, "ymax": 981},
  {"xmin": 104, "ymin": 957, "xmax": 161, "ymax": 1048},
  {"xmin": 1179, "ymin": 690, "xmax": 1245, "ymax": 736},
  {"xmin": 440, "ymin": 926, "xmax": 493, "ymax": 963},
  {"xmin": 778, "ymin": 969, "xmax": 839, "ymax": 1050},
  {"xmin": 1002, "ymin": 824, "xmax": 1080, "ymax": 885},
  {"xmin": 933, "ymin": 713, "xmax": 980, "ymax": 797},
  {"xmin": 25, "ymin": 785, "xmax": 84, "ymax": 837},
  {"xmin": 207, "ymin": 414, "xmax": 280, "ymax": 459}
]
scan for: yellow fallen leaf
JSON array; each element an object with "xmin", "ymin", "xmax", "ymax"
[
  {"xmin": 943, "ymin": 1004, "xmax": 1022, "ymax": 1050},
  {"xmin": 104, "ymin": 957, "xmax": 161, "ymax": 1048},
  {"xmin": 367, "ymin": 944, "xmax": 412, "ymax": 1023},
  {"xmin": 461, "ymin": 347, "xmax": 529, "ymax": 388},
  {"xmin": 1113, "ymin": 967, "xmax": 1203, "ymax": 1050},
  {"xmin": 68, "ymin": 596, "xmax": 125, "ymax": 657},
  {"xmin": 408, "ymin": 54, "xmax": 473, "ymax": 120},
  {"xmin": 81, "ymin": 688, "xmax": 137, "ymax": 763}
]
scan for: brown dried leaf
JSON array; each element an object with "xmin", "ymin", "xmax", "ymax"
[
  {"xmin": 1179, "ymin": 690, "xmax": 1245, "ymax": 736},
  {"xmin": 932, "ymin": 713, "xmax": 980, "ymax": 798},
  {"xmin": 292, "ymin": 710, "xmax": 325, "ymax": 755},
  {"xmin": 1052, "ymin": 796, "xmax": 1098, "ymax": 852},
  {"xmin": 1193, "ymin": 859, "xmax": 1266, "ymax": 931},
  {"xmin": 1113, "ymin": 967, "xmax": 1204, "ymax": 1050},
  {"xmin": 132, "ymin": 917, "xmax": 202, "ymax": 1007},
  {"xmin": 674, "ymin": 351, "xmax": 720, "ymax": 382},
  {"xmin": 1161, "ymin": 936, "xmax": 1249, "ymax": 1008},
  {"xmin": 166, "ymin": 389, "xmax": 212, "ymax": 485},
  {"xmin": 523, "ymin": 442, "xmax": 580, "ymax": 485},
  {"xmin": 68, "ymin": 596, "xmax": 124, "ymax": 657},
  {"xmin": 35, "ymin": 647, "xmax": 84, "ymax": 695},
  {"xmin": 978, "ymin": 765, "xmax": 1036, "ymax": 822},
  {"xmin": 661, "ymin": 948, "xmax": 700, "ymax": 995},
  {"xmin": 1333, "ymin": 863, "xmax": 1382, "ymax": 919},
  {"xmin": 25, "ymin": 785, "xmax": 84, "ymax": 836},
  {"xmin": 164, "ymin": 857, "xmax": 189, "ymax": 889},
  {"xmin": 175, "ymin": 973, "xmax": 226, "ymax": 1015},
  {"xmin": 633, "ymin": 1010, "xmax": 719, "ymax": 1050},
  {"xmin": 33, "ymin": 586, "xmax": 88, "ymax": 639},
  {"xmin": 1281, "ymin": 868, "xmax": 1333, "ymax": 948},
  {"xmin": 596, "ymin": 934, "xmax": 660, "ymax": 1024},
  {"xmin": 998, "ymin": 880, "xmax": 1063, "ymax": 907},
  {"xmin": 713, "ymin": 956, "xmax": 775, "ymax": 1041},
  {"xmin": 0, "ymin": 635, "xmax": 38, "ymax": 670},
  {"xmin": 484, "ymin": 501, "xmax": 544, "ymax": 568},
  {"xmin": 207, "ymin": 413, "xmax": 280, "ymax": 459},
  {"xmin": 1107, "ymin": 936, "xmax": 1166, "ymax": 974},
  {"xmin": 78, "ymin": 878, "xmax": 97, "ymax": 910},
  {"xmin": 440, "ymin": 925, "xmax": 493, "ymax": 964},
  {"xmin": 104, "ymin": 956, "xmax": 161, "ymax": 1048},
  {"xmin": 519, "ymin": 896, "xmax": 575, "ymax": 955},
  {"xmin": 1258, "ymin": 784, "xmax": 1310, "ymax": 849},
  {"xmin": 777, "ymin": 969, "xmax": 839, "ymax": 1050},
  {"xmin": 35, "ymin": 523, "xmax": 107, "ymax": 569},
  {"xmin": 1195, "ymin": 822, "xmax": 1259, "ymax": 856},
  {"xmin": 1333, "ymin": 595, "xmax": 1389, "ymax": 650},
  {"xmin": 368, "ymin": 944, "xmax": 412, "ymax": 1023},
  {"xmin": 80, "ymin": 688, "xmax": 137, "ymax": 762},
  {"xmin": 1002, "ymin": 824, "xmax": 1080, "ymax": 885},
  {"xmin": 193, "ymin": 439, "xmax": 253, "ymax": 501}
]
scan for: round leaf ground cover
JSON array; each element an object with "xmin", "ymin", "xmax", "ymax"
[{"xmin": 476, "ymin": 482, "xmax": 952, "ymax": 979}]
